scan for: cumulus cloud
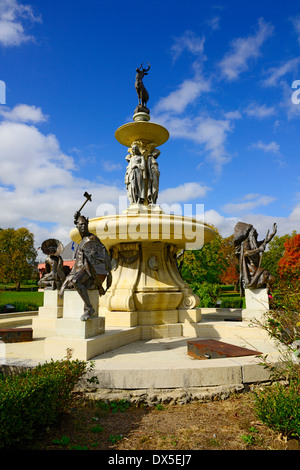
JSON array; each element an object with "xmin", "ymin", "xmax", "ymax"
[
  {"xmin": 154, "ymin": 112, "xmax": 233, "ymax": 174},
  {"xmin": 245, "ymin": 102, "xmax": 276, "ymax": 119},
  {"xmin": 0, "ymin": 0, "xmax": 41, "ymax": 47},
  {"xmin": 155, "ymin": 78, "xmax": 210, "ymax": 114},
  {"xmin": 0, "ymin": 104, "xmax": 126, "ymax": 247},
  {"xmin": 251, "ymin": 140, "xmax": 281, "ymax": 155},
  {"xmin": 219, "ymin": 18, "xmax": 273, "ymax": 81},
  {"xmin": 222, "ymin": 194, "xmax": 276, "ymax": 215},
  {"xmin": 205, "ymin": 205, "xmax": 300, "ymax": 239},
  {"xmin": 0, "ymin": 104, "xmax": 47, "ymax": 123},
  {"xmin": 159, "ymin": 182, "xmax": 210, "ymax": 205}
]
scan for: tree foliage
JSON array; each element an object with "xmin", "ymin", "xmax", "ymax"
[
  {"xmin": 0, "ymin": 227, "xmax": 37, "ymax": 289},
  {"xmin": 181, "ymin": 227, "xmax": 229, "ymax": 286},
  {"xmin": 278, "ymin": 233, "xmax": 300, "ymax": 281},
  {"xmin": 261, "ymin": 231, "xmax": 296, "ymax": 278},
  {"xmin": 219, "ymin": 235, "xmax": 239, "ymax": 285}
]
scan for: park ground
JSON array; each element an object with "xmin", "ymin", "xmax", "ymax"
[{"xmin": 30, "ymin": 389, "xmax": 299, "ymax": 451}]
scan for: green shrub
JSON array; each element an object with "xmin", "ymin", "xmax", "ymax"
[
  {"xmin": 220, "ymin": 296, "xmax": 244, "ymax": 308},
  {"xmin": 192, "ymin": 282, "xmax": 221, "ymax": 307},
  {"xmin": 0, "ymin": 357, "xmax": 87, "ymax": 448},
  {"xmin": 254, "ymin": 380, "xmax": 300, "ymax": 438}
]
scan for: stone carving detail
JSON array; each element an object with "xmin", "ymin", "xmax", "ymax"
[
  {"xmin": 147, "ymin": 149, "xmax": 160, "ymax": 205},
  {"xmin": 125, "ymin": 143, "xmax": 160, "ymax": 206},
  {"xmin": 125, "ymin": 144, "xmax": 146, "ymax": 204},
  {"xmin": 148, "ymin": 255, "xmax": 159, "ymax": 271},
  {"xmin": 234, "ymin": 221, "xmax": 277, "ymax": 296}
]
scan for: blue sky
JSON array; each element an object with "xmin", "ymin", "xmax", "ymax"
[{"xmin": 0, "ymin": 0, "xmax": 300, "ymax": 250}]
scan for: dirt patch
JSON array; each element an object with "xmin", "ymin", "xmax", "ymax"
[{"xmin": 30, "ymin": 388, "xmax": 299, "ymax": 451}]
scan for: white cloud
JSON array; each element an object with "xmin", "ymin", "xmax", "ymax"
[
  {"xmin": 0, "ymin": 0, "xmax": 41, "ymax": 47},
  {"xmin": 0, "ymin": 105, "xmax": 126, "ymax": 247},
  {"xmin": 154, "ymin": 77, "xmax": 210, "ymax": 114},
  {"xmin": 219, "ymin": 18, "xmax": 273, "ymax": 81},
  {"xmin": 159, "ymin": 182, "xmax": 210, "ymax": 205},
  {"xmin": 154, "ymin": 112, "xmax": 233, "ymax": 174},
  {"xmin": 0, "ymin": 104, "xmax": 47, "ymax": 123},
  {"xmin": 171, "ymin": 30, "xmax": 205, "ymax": 62},
  {"xmin": 262, "ymin": 57, "xmax": 300, "ymax": 87},
  {"xmin": 207, "ymin": 16, "xmax": 220, "ymax": 31},
  {"xmin": 224, "ymin": 110, "xmax": 242, "ymax": 120},
  {"xmin": 245, "ymin": 102, "xmax": 276, "ymax": 118},
  {"xmin": 102, "ymin": 160, "xmax": 122, "ymax": 172},
  {"xmin": 222, "ymin": 194, "xmax": 276, "ymax": 215},
  {"xmin": 205, "ymin": 205, "xmax": 300, "ymax": 239},
  {"xmin": 251, "ymin": 140, "xmax": 281, "ymax": 155}
]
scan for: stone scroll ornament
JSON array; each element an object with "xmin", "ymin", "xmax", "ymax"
[
  {"xmin": 38, "ymin": 239, "xmax": 66, "ymax": 290},
  {"xmin": 233, "ymin": 221, "xmax": 277, "ymax": 296},
  {"xmin": 59, "ymin": 193, "xmax": 112, "ymax": 321}
]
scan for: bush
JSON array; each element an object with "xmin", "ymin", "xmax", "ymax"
[
  {"xmin": 0, "ymin": 355, "xmax": 87, "ymax": 448},
  {"xmin": 219, "ymin": 296, "xmax": 244, "ymax": 308},
  {"xmin": 253, "ymin": 279, "xmax": 300, "ymax": 439},
  {"xmin": 191, "ymin": 282, "xmax": 221, "ymax": 308},
  {"xmin": 254, "ymin": 380, "xmax": 300, "ymax": 438}
]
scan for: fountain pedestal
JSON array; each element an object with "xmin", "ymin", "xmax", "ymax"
[{"xmin": 68, "ymin": 113, "xmax": 216, "ymax": 336}]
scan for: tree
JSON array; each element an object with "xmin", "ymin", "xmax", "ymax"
[
  {"xmin": 278, "ymin": 233, "xmax": 300, "ymax": 281},
  {"xmin": 261, "ymin": 232, "xmax": 296, "ymax": 278},
  {"xmin": 181, "ymin": 227, "xmax": 228, "ymax": 286},
  {"xmin": 219, "ymin": 235, "xmax": 239, "ymax": 285},
  {"xmin": 0, "ymin": 227, "xmax": 37, "ymax": 290}
]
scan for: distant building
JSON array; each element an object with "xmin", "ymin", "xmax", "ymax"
[{"xmin": 38, "ymin": 241, "xmax": 77, "ymax": 278}]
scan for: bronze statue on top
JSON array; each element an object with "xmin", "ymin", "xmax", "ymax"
[
  {"xmin": 59, "ymin": 193, "xmax": 111, "ymax": 321},
  {"xmin": 234, "ymin": 221, "xmax": 277, "ymax": 296},
  {"xmin": 135, "ymin": 62, "xmax": 150, "ymax": 115}
]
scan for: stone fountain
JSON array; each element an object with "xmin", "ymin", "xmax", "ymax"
[
  {"xmin": 69, "ymin": 64, "xmax": 216, "ymax": 333},
  {"xmin": 39, "ymin": 65, "xmax": 216, "ymax": 360}
]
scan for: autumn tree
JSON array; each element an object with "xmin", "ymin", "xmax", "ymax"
[
  {"xmin": 278, "ymin": 233, "xmax": 300, "ymax": 281},
  {"xmin": 261, "ymin": 232, "xmax": 296, "ymax": 278},
  {"xmin": 0, "ymin": 227, "xmax": 37, "ymax": 290},
  {"xmin": 219, "ymin": 235, "xmax": 239, "ymax": 285}
]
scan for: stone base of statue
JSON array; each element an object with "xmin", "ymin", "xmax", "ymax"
[
  {"xmin": 32, "ymin": 290, "xmax": 63, "ymax": 338},
  {"xmin": 43, "ymin": 290, "xmax": 105, "ymax": 360},
  {"xmin": 245, "ymin": 288, "xmax": 269, "ymax": 311},
  {"xmin": 242, "ymin": 287, "xmax": 270, "ymax": 322}
]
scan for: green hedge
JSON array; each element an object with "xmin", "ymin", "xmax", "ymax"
[
  {"xmin": 0, "ymin": 358, "xmax": 87, "ymax": 448},
  {"xmin": 219, "ymin": 296, "xmax": 244, "ymax": 308}
]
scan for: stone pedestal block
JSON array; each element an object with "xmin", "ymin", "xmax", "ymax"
[
  {"xmin": 63, "ymin": 289, "xmax": 100, "ymax": 319},
  {"xmin": 32, "ymin": 290, "xmax": 63, "ymax": 338},
  {"xmin": 44, "ymin": 290, "xmax": 106, "ymax": 360},
  {"xmin": 55, "ymin": 316, "xmax": 105, "ymax": 339},
  {"xmin": 38, "ymin": 290, "xmax": 63, "ymax": 318},
  {"xmin": 245, "ymin": 288, "xmax": 269, "ymax": 312}
]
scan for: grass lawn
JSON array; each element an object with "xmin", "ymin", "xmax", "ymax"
[{"xmin": 0, "ymin": 290, "xmax": 44, "ymax": 312}]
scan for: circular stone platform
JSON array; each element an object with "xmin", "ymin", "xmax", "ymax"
[{"xmin": 115, "ymin": 121, "xmax": 169, "ymax": 147}]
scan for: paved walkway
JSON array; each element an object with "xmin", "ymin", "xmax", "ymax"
[{"xmin": 0, "ymin": 321, "xmax": 281, "ymax": 390}]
